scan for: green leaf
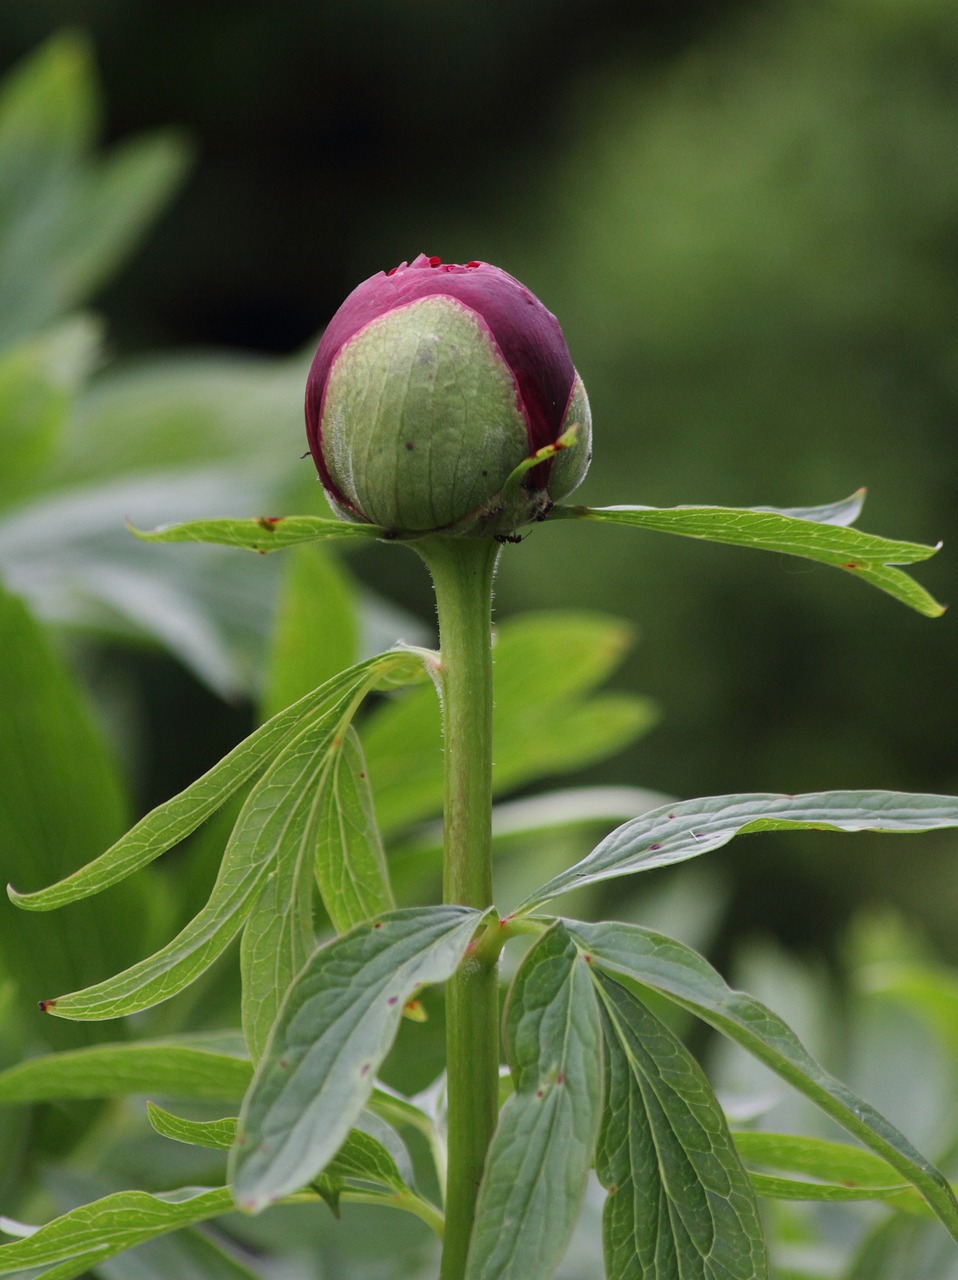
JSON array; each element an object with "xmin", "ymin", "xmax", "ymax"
[
  {"xmin": 550, "ymin": 499, "xmax": 943, "ymax": 616},
  {"xmin": 314, "ymin": 724, "xmax": 394, "ymax": 933},
  {"xmin": 230, "ymin": 905, "xmax": 484, "ymax": 1212},
  {"xmin": 147, "ymin": 1104, "xmax": 238, "ymax": 1151},
  {"xmin": 0, "ymin": 1035, "xmax": 251, "ymax": 1103},
  {"xmin": 465, "ymin": 923, "xmax": 603, "ymax": 1280},
  {"xmin": 260, "ymin": 542, "xmax": 358, "ymax": 719},
  {"xmin": 0, "ymin": 584, "xmax": 154, "ymax": 1046},
  {"xmin": 364, "ymin": 612, "xmax": 655, "ymax": 835},
  {"xmin": 734, "ymin": 1131, "xmax": 916, "ymax": 1203},
  {"xmin": 517, "ymin": 791, "xmax": 958, "ymax": 913},
  {"xmin": 0, "ymin": 1186, "xmax": 245, "ymax": 1279},
  {"xmin": 10, "ymin": 650, "xmax": 424, "ymax": 912},
  {"xmin": 41, "ymin": 702, "xmax": 349, "ymax": 1021},
  {"xmin": 846, "ymin": 1209, "xmax": 958, "ymax": 1280},
  {"xmin": 593, "ymin": 973, "xmax": 767, "ymax": 1279},
  {"xmin": 132, "ymin": 513, "xmax": 385, "ymax": 551},
  {"xmin": 565, "ymin": 919, "xmax": 958, "ymax": 1240}
]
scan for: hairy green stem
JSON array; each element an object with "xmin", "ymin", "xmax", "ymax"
[{"xmin": 415, "ymin": 534, "xmax": 500, "ymax": 1280}]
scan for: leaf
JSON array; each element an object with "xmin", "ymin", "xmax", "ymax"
[
  {"xmin": 465, "ymin": 923, "xmax": 603, "ymax": 1280},
  {"xmin": 517, "ymin": 790, "xmax": 958, "ymax": 913},
  {"xmin": 0, "ymin": 1035, "xmax": 252, "ymax": 1103},
  {"xmin": 314, "ymin": 724, "xmax": 394, "ymax": 933},
  {"xmin": 0, "ymin": 584, "xmax": 153, "ymax": 1046},
  {"xmin": 846, "ymin": 1209, "xmax": 958, "ymax": 1280},
  {"xmin": 147, "ymin": 1104, "xmax": 238, "ymax": 1151},
  {"xmin": 10, "ymin": 650, "xmax": 424, "ymax": 911},
  {"xmin": 565, "ymin": 919, "xmax": 958, "ymax": 1240},
  {"xmin": 733, "ymin": 1131, "xmax": 916, "ymax": 1203},
  {"xmin": 132, "ymin": 514, "xmax": 385, "ymax": 551},
  {"xmin": 230, "ymin": 905, "xmax": 484, "ymax": 1212},
  {"xmin": 260, "ymin": 542, "xmax": 358, "ymax": 719},
  {"xmin": 593, "ymin": 972, "xmax": 767, "ymax": 1279},
  {"xmin": 550, "ymin": 499, "xmax": 944, "ymax": 616},
  {"xmin": 364, "ymin": 612, "xmax": 655, "ymax": 835},
  {"xmin": 41, "ymin": 703, "xmax": 349, "ymax": 1021},
  {"xmin": 0, "ymin": 1186, "xmax": 241, "ymax": 1279}
]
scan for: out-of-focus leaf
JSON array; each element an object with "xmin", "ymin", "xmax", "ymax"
[
  {"xmin": 0, "ymin": 1035, "xmax": 251, "ymax": 1103},
  {"xmin": 0, "ymin": 317, "xmax": 102, "ymax": 509},
  {"xmin": 566, "ymin": 919, "xmax": 958, "ymax": 1240},
  {"xmin": 594, "ymin": 973, "xmax": 767, "ymax": 1279},
  {"xmin": 314, "ymin": 725, "xmax": 393, "ymax": 933},
  {"xmin": 364, "ymin": 612, "xmax": 655, "ymax": 835},
  {"xmin": 0, "ymin": 584, "xmax": 154, "ymax": 1045},
  {"xmin": 465, "ymin": 923, "xmax": 602, "ymax": 1280},
  {"xmin": 0, "ymin": 35, "xmax": 191, "ymax": 346},
  {"xmin": 518, "ymin": 791, "xmax": 958, "ymax": 913},
  {"xmin": 260, "ymin": 543, "xmax": 358, "ymax": 719},
  {"xmin": 734, "ymin": 1131, "xmax": 920, "ymax": 1203},
  {"xmin": 551, "ymin": 501, "xmax": 943, "ymax": 616},
  {"xmin": 847, "ymin": 1208, "xmax": 958, "ymax": 1280},
  {"xmin": 230, "ymin": 906, "xmax": 485, "ymax": 1212}
]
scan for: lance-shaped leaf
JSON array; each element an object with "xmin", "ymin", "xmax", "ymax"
[
  {"xmin": 9, "ymin": 651, "xmax": 423, "ymax": 912},
  {"xmin": 592, "ymin": 972, "xmax": 767, "ymax": 1279},
  {"xmin": 733, "ymin": 1132, "xmax": 919, "ymax": 1204},
  {"xmin": 0, "ymin": 1034, "xmax": 251, "ymax": 1103},
  {"xmin": 0, "ymin": 1186, "xmax": 245, "ymax": 1279},
  {"xmin": 131, "ymin": 513, "xmax": 385, "ymax": 551},
  {"xmin": 565, "ymin": 919, "xmax": 958, "ymax": 1241},
  {"xmin": 314, "ymin": 724, "xmax": 394, "ymax": 932},
  {"xmin": 39, "ymin": 707, "xmax": 348, "ymax": 1020},
  {"xmin": 230, "ymin": 905, "xmax": 484, "ymax": 1212},
  {"xmin": 517, "ymin": 791, "xmax": 958, "ymax": 914},
  {"xmin": 465, "ymin": 923, "xmax": 603, "ymax": 1280},
  {"xmin": 550, "ymin": 495, "xmax": 943, "ymax": 616}
]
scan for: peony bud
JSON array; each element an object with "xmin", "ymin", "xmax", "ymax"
[{"xmin": 305, "ymin": 254, "xmax": 591, "ymax": 536}]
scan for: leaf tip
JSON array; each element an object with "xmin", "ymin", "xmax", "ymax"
[{"xmin": 38, "ymin": 998, "xmax": 56, "ymax": 1013}]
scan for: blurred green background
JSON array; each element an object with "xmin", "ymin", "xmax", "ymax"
[{"xmin": 2, "ymin": 0, "xmax": 957, "ymax": 966}]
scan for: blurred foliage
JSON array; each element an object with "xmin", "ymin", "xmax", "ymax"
[{"xmin": 1, "ymin": 4, "xmax": 958, "ymax": 1273}]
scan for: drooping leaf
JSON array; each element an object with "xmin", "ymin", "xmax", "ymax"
[
  {"xmin": 0, "ymin": 1185, "xmax": 245, "ymax": 1279},
  {"xmin": 517, "ymin": 791, "xmax": 958, "ymax": 913},
  {"xmin": 230, "ymin": 906, "xmax": 484, "ymax": 1212},
  {"xmin": 465, "ymin": 923, "xmax": 603, "ymax": 1280},
  {"xmin": 10, "ymin": 650, "xmax": 425, "ymax": 912},
  {"xmin": 550, "ymin": 499, "xmax": 943, "ymax": 616},
  {"xmin": 565, "ymin": 919, "xmax": 958, "ymax": 1240},
  {"xmin": 147, "ymin": 1104, "xmax": 238, "ymax": 1151},
  {"xmin": 40, "ymin": 703, "xmax": 349, "ymax": 1021},
  {"xmin": 132, "ymin": 514, "xmax": 385, "ymax": 552},
  {"xmin": 593, "ymin": 973, "xmax": 767, "ymax": 1279},
  {"xmin": 0, "ymin": 1034, "xmax": 251, "ymax": 1103},
  {"xmin": 314, "ymin": 724, "xmax": 394, "ymax": 933}
]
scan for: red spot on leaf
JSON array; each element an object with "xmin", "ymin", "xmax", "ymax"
[
  {"xmin": 536, "ymin": 1089, "xmax": 544, "ymax": 1098},
  {"xmin": 360, "ymin": 1063, "xmax": 371, "ymax": 1076},
  {"xmin": 257, "ymin": 516, "xmax": 283, "ymax": 530},
  {"xmin": 843, "ymin": 562, "xmax": 860, "ymax": 570},
  {"xmin": 373, "ymin": 922, "xmax": 382, "ymax": 929},
  {"xmin": 387, "ymin": 996, "xmax": 399, "ymax": 1006},
  {"xmin": 649, "ymin": 842, "xmax": 662, "ymax": 851},
  {"xmin": 667, "ymin": 813, "xmax": 676, "ymax": 820},
  {"xmin": 38, "ymin": 999, "xmax": 55, "ymax": 1012},
  {"xmin": 556, "ymin": 1071, "xmax": 565, "ymax": 1085}
]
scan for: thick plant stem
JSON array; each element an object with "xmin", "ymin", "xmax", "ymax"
[{"xmin": 415, "ymin": 534, "xmax": 500, "ymax": 1280}]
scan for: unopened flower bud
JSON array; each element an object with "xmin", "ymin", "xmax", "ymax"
[{"xmin": 305, "ymin": 254, "xmax": 591, "ymax": 536}]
